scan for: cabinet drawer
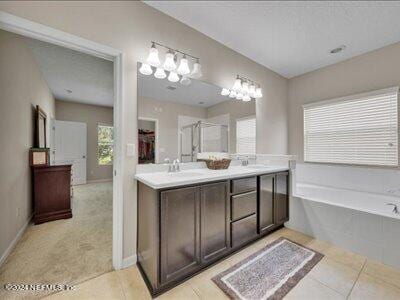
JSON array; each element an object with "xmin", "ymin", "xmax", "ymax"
[
  {"xmin": 231, "ymin": 214, "xmax": 257, "ymax": 248},
  {"xmin": 231, "ymin": 191, "xmax": 257, "ymax": 221},
  {"xmin": 231, "ymin": 177, "xmax": 256, "ymax": 194}
]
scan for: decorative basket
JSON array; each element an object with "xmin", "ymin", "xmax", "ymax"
[{"xmin": 198, "ymin": 158, "xmax": 231, "ymax": 170}]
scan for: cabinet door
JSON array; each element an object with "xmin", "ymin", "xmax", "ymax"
[
  {"xmin": 200, "ymin": 181, "xmax": 230, "ymax": 263},
  {"xmin": 259, "ymin": 174, "xmax": 275, "ymax": 233},
  {"xmin": 275, "ymin": 172, "xmax": 289, "ymax": 224},
  {"xmin": 160, "ymin": 186, "xmax": 201, "ymax": 285}
]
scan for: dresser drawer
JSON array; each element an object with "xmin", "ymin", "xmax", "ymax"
[
  {"xmin": 231, "ymin": 191, "xmax": 257, "ymax": 221},
  {"xmin": 231, "ymin": 177, "xmax": 257, "ymax": 194},
  {"xmin": 231, "ymin": 214, "xmax": 257, "ymax": 248}
]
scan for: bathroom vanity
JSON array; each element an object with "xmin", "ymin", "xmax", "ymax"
[{"xmin": 135, "ymin": 166, "xmax": 289, "ymax": 296}]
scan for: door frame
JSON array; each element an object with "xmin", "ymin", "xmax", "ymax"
[
  {"xmin": 0, "ymin": 11, "xmax": 125, "ymax": 269},
  {"xmin": 138, "ymin": 117, "xmax": 159, "ymax": 163}
]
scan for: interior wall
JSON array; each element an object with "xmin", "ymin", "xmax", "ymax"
[
  {"xmin": 288, "ymin": 41, "xmax": 400, "ymax": 162},
  {"xmin": 0, "ymin": 1, "xmax": 289, "ymax": 260},
  {"xmin": 138, "ymin": 97, "xmax": 207, "ymax": 162},
  {"xmin": 207, "ymin": 100, "xmax": 255, "ymax": 153},
  {"xmin": 55, "ymin": 100, "xmax": 113, "ymax": 182},
  {"xmin": 0, "ymin": 29, "xmax": 55, "ymax": 261}
]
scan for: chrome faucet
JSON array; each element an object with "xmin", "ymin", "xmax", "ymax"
[
  {"xmin": 165, "ymin": 158, "xmax": 180, "ymax": 173},
  {"xmin": 239, "ymin": 156, "xmax": 249, "ymax": 166},
  {"xmin": 172, "ymin": 159, "xmax": 180, "ymax": 172},
  {"xmin": 387, "ymin": 203, "xmax": 399, "ymax": 214}
]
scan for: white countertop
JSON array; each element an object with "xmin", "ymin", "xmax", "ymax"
[{"xmin": 135, "ymin": 165, "xmax": 289, "ymax": 189}]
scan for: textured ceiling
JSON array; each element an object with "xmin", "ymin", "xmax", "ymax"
[
  {"xmin": 25, "ymin": 37, "xmax": 114, "ymax": 107},
  {"xmin": 145, "ymin": 1, "xmax": 400, "ymax": 78}
]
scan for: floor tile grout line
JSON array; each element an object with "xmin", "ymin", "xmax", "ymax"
[
  {"xmin": 307, "ymin": 275, "xmax": 348, "ymax": 298},
  {"xmin": 346, "ymin": 258, "xmax": 367, "ymax": 300}
]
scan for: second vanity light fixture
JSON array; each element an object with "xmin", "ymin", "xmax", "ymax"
[
  {"xmin": 221, "ymin": 75, "xmax": 263, "ymax": 101},
  {"xmin": 139, "ymin": 42, "xmax": 202, "ymax": 84}
]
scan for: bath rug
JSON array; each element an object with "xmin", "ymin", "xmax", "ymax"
[{"xmin": 212, "ymin": 237, "xmax": 323, "ymax": 300}]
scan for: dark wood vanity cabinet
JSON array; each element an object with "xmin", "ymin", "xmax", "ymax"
[
  {"xmin": 137, "ymin": 171, "xmax": 290, "ymax": 296},
  {"xmin": 160, "ymin": 186, "xmax": 201, "ymax": 285},
  {"xmin": 258, "ymin": 171, "xmax": 290, "ymax": 234},
  {"xmin": 259, "ymin": 174, "xmax": 275, "ymax": 233},
  {"xmin": 275, "ymin": 172, "xmax": 290, "ymax": 224},
  {"xmin": 200, "ymin": 182, "xmax": 230, "ymax": 263}
]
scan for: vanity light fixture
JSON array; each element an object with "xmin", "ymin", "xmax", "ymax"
[
  {"xmin": 142, "ymin": 41, "xmax": 202, "ymax": 85},
  {"xmin": 191, "ymin": 59, "xmax": 202, "ymax": 79},
  {"xmin": 221, "ymin": 88, "xmax": 230, "ymax": 96},
  {"xmin": 139, "ymin": 63, "xmax": 153, "ymax": 76},
  {"xmin": 232, "ymin": 75, "xmax": 242, "ymax": 92},
  {"xmin": 146, "ymin": 42, "xmax": 161, "ymax": 67},
  {"xmin": 177, "ymin": 55, "xmax": 190, "ymax": 75},
  {"xmin": 154, "ymin": 67, "xmax": 167, "ymax": 79},
  {"xmin": 243, "ymin": 94, "xmax": 251, "ymax": 102},
  {"xmin": 221, "ymin": 75, "xmax": 263, "ymax": 102},
  {"xmin": 168, "ymin": 71, "xmax": 180, "ymax": 83},
  {"xmin": 163, "ymin": 51, "xmax": 177, "ymax": 72},
  {"xmin": 180, "ymin": 76, "xmax": 191, "ymax": 86}
]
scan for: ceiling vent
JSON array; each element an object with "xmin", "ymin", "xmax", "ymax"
[{"xmin": 166, "ymin": 86, "xmax": 177, "ymax": 91}]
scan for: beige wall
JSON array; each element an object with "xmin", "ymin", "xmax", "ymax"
[
  {"xmin": 0, "ymin": 29, "xmax": 55, "ymax": 260},
  {"xmin": 207, "ymin": 100, "xmax": 255, "ymax": 153},
  {"xmin": 55, "ymin": 100, "xmax": 113, "ymax": 182},
  {"xmin": 288, "ymin": 41, "xmax": 400, "ymax": 162},
  {"xmin": 0, "ymin": 1, "xmax": 289, "ymax": 260},
  {"xmin": 138, "ymin": 97, "xmax": 207, "ymax": 162}
]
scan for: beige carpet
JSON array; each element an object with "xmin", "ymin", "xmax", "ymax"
[{"xmin": 0, "ymin": 182, "xmax": 113, "ymax": 299}]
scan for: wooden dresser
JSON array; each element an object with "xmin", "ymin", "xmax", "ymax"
[{"xmin": 32, "ymin": 164, "xmax": 73, "ymax": 224}]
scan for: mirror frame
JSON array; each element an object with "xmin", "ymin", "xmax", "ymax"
[{"xmin": 35, "ymin": 105, "xmax": 47, "ymax": 148}]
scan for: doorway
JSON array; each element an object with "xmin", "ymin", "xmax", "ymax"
[
  {"xmin": 138, "ymin": 117, "xmax": 158, "ymax": 164},
  {"xmin": 0, "ymin": 9, "xmax": 124, "ymax": 277}
]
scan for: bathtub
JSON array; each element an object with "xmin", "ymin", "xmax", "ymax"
[{"xmin": 286, "ymin": 183, "xmax": 400, "ymax": 269}]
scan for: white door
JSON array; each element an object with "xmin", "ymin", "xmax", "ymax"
[{"xmin": 53, "ymin": 120, "xmax": 87, "ymax": 185}]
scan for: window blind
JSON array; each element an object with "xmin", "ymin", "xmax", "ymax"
[
  {"xmin": 303, "ymin": 87, "xmax": 398, "ymax": 166},
  {"xmin": 236, "ymin": 117, "xmax": 256, "ymax": 154}
]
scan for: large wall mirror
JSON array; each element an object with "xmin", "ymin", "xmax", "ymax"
[{"xmin": 137, "ymin": 63, "xmax": 255, "ymax": 164}]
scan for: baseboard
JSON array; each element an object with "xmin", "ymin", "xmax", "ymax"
[
  {"xmin": 0, "ymin": 215, "xmax": 32, "ymax": 268},
  {"xmin": 121, "ymin": 254, "xmax": 137, "ymax": 269},
  {"xmin": 86, "ymin": 179, "xmax": 113, "ymax": 184}
]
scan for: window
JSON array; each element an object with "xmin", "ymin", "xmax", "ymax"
[
  {"xmin": 303, "ymin": 87, "xmax": 398, "ymax": 166},
  {"xmin": 236, "ymin": 116, "xmax": 256, "ymax": 154},
  {"xmin": 98, "ymin": 125, "xmax": 114, "ymax": 165}
]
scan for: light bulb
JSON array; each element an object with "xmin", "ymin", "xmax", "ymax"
[
  {"xmin": 146, "ymin": 44, "xmax": 160, "ymax": 67},
  {"xmin": 241, "ymin": 81, "xmax": 249, "ymax": 95},
  {"xmin": 180, "ymin": 76, "xmax": 191, "ymax": 86},
  {"xmin": 154, "ymin": 67, "xmax": 166, "ymax": 79},
  {"xmin": 255, "ymin": 87, "xmax": 263, "ymax": 98},
  {"xmin": 236, "ymin": 93, "xmax": 243, "ymax": 100},
  {"xmin": 232, "ymin": 76, "xmax": 242, "ymax": 92},
  {"xmin": 163, "ymin": 52, "xmax": 177, "ymax": 71},
  {"xmin": 243, "ymin": 94, "xmax": 251, "ymax": 102},
  {"xmin": 139, "ymin": 63, "xmax": 153, "ymax": 75},
  {"xmin": 177, "ymin": 56, "xmax": 190, "ymax": 75},
  {"xmin": 168, "ymin": 71, "xmax": 179, "ymax": 82},
  {"xmin": 229, "ymin": 90, "xmax": 237, "ymax": 98},
  {"xmin": 190, "ymin": 61, "xmax": 202, "ymax": 79},
  {"xmin": 221, "ymin": 88, "xmax": 230, "ymax": 96},
  {"xmin": 249, "ymin": 84, "xmax": 256, "ymax": 98}
]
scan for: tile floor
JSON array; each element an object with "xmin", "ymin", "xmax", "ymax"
[{"xmin": 43, "ymin": 228, "xmax": 400, "ymax": 300}]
